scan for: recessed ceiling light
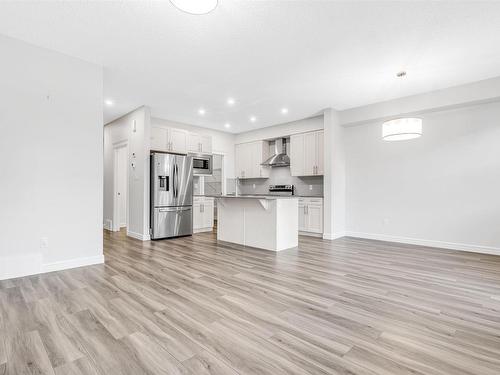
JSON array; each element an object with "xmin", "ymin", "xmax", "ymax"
[
  {"xmin": 169, "ymin": 0, "xmax": 218, "ymax": 15},
  {"xmin": 281, "ymin": 108, "xmax": 288, "ymax": 114},
  {"xmin": 250, "ymin": 116, "xmax": 257, "ymax": 123},
  {"xmin": 104, "ymin": 99, "xmax": 114, "ymax": 106},
  {"xmin": 227, "ymin": 98, "xmax": 235, "ymax": 106},
  {"xmin": 224, "ymin": 123, "xmax": 231, "ymax": 129},
  {"xmin": 198, "ymin": 108, "xmax": 206, "ymax": 115}
]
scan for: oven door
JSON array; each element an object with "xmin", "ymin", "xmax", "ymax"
[{"xmin": 192, "ymin": 153, "xmax": 213, "ymax": 175}]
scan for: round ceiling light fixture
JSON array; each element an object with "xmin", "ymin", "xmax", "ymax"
[
  {"xmin": 382, "ymin": 71, "xmax": 422, "ymax": 141},
  {"xmin": 170, "ymin": 0, "xmax": 218, "ymax": 15},
  {"xmin": 382, "ymin": 117, "xmax": 422, "ymax": 141}
]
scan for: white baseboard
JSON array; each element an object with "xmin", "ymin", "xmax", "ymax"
[
  {"xmin": 127, "ymin": 230, "xmax": 151, "ymax": 241},
  {"xmin": 322, "ymin": 232, "xmax": 346, "ymax": 240},
  {"xmin": 300, "ymin": 231, "xmax": 323, "ymax": 238},
  {"xmin": 1, "ymin": 253, "xmax": 104, "ymax": 281},
  {"xmin": 345, "ymin": 231, "xmax": 500, "ymax": 256},
  {"xmin": 42, "ymin": 254, "xmax": 105, "ymax": 273},
  {"xmin": 103, "ymin": 219, "xmax": 113, "ymax": 231},
  {"xmin": 194, "ymin": 227, "xmax": 214, "ymax": 233},
  {"xmin": 0, "ymin": 253, "xmax": 43, "ymax": 281}
]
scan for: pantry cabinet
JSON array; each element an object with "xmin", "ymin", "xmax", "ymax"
[{"xmin": 290, "ymin": 130, "xmax": 324, "ymax": 176}]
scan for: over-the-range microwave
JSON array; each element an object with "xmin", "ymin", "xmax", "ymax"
[{"xmin": 191, "ymin": 153, "xmax": 213, "ymax": 175}]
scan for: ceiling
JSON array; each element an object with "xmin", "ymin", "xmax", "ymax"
[{"xmin": 1, "ymin": 1, "xmax": 500, "ymax": 133}]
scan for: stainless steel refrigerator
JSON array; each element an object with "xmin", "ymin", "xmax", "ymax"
[{"xmin": 150, "ymin": 152, "xmax": 193, "ymax": 239}]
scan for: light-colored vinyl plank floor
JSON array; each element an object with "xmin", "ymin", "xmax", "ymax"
[{"xmin": 1, "ymin": 229, "xmax": 500, "ymax": 374}]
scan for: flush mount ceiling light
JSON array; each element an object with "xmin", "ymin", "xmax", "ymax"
[
  {"xmin": 382, "ymin": 71, "xmax": 422, "ymax": 141},
  {"xmin": 382, "ymin": 117, "xmax": 422, "ymax": 141},
  {"xmin": 169, "ymin": 0, "xmax": 218, "ymax": 15}
]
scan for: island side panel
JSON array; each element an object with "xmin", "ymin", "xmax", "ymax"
[
  {"xmin": 243, "ymin": 199, "xmax": 278, "ymax": 251},
  {"xmin": 217, "ymin": 198, "xmax": 245, "ymax": 245},
  {"xmin": 275, "ymin": 198, "xmax": 299, "ymax": 250}
]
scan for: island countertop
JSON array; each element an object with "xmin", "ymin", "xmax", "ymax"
[{"xmin": 206, "ymin": 195, "xmax": 298, "ymax": 200}]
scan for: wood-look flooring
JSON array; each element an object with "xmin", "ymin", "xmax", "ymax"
[{"xmin": 1, "ymin": 230, "xmax": 500, "ymax": 374}]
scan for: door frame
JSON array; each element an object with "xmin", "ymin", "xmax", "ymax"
[{"xmin": 113, "ymin": 140, "xmax": 129, "ymax": 232}]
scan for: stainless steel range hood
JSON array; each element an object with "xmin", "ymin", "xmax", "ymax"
[{"xmin": 261, "ymin": 138, "xmax": 290, "ymax": 167}]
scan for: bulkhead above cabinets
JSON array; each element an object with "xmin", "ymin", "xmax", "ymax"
[{"xmin": 151, "ymin": 126, "xmax": 213, "ymax": 155}]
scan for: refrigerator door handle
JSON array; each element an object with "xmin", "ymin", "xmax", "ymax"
[
  {"xmin": 159, "ymin": 207, "xmax": 191, "ymax": 212},
  {"xmin": 175, "ymin": 164, "xmax": 179, "ymax": 198},
  {"xmin": 173, "ymin": 164, "xmax": 177, "ymax": 198}
]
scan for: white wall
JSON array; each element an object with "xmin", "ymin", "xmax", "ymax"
[
  {"xmin": 345, "ymin": 101, "xmax": 500, "ymax": 254},
  {"xmin": 340, "ymin": 76, "xmax": 500, "ymax": 127},
  {"xmin": 0, "ymin": 35, "xmax": 103, "ymax": 280},
  {"xmin": 104, "ymin": 106, "xmax": 151, "ymax": 240},
  {"xmin": 235, "ymin": 115, "xmax": 323, "ymax": 144},
  {"xmin": 323, "ymin": 109, "xmax": 346, "ymax": 239},
  {"xmin": 152, "ymin": 117, "xmax": 236, "ymax": 179}
]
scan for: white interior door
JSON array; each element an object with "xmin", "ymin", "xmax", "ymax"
[{"xmin": 117, "ymin": 146, "xmax": 128, "ymax": 228}]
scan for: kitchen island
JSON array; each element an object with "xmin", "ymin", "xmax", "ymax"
[{"xmin": 214, "ymin": 195, "xmax": 298, "ymax": 251}]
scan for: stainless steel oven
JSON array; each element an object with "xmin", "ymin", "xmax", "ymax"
[{"xmin": 191, "ymin": 153, "xmax": 213, "ymax": 175}]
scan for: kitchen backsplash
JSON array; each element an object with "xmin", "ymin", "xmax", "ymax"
[{"xmin": 235, "ymin": 166, "xmax": 323, "ymax": 196}]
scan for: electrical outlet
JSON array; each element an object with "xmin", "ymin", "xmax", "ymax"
[{"xmin": 40, "ymin": 237, "xmax": 49, "ymax": 249}]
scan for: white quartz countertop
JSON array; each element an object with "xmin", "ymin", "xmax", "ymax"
[{"xmin": 207, "ymin": 195, "xmax": 298, "ymax": 200}]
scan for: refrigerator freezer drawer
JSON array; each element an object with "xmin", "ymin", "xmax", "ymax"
[{"xmin": 152, "ymin": 206, "xmax": 192, "ymax": 239}]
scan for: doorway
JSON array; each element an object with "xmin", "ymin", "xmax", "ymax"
[{"xmin": 113, "ymin": 143, "xmax": 128, "ymax": 231}]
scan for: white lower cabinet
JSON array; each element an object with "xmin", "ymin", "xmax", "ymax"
[
  {"xmin": 193, "ymin": 197, "xmax": 214, "ymax": 233},
  {"xmin": 298, "ymin": 198, "xmax": 323, "ymax": 235}
]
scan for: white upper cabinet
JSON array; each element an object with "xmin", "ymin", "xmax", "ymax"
[
  {"xmin": 169, "ymin": 128, "xmax": 188, "ymax": 154},
  {"xmin": 290, "ymin": 130, "xmax": 324, "ymax": 176},
  {"xmin": 235, "ymin": 140, "xmax": 270, "ymax": 179},
  {"xmin": 316, "ymin": 130, "xmax": 324, "ymax": 175},
  {"xmin": 200, "ymin": 135, "xmax": 212, "ymax": 154},
  {"xmin": 290, "ymin": 135, "xmax": 305, "ymax": 177},
  {"xmin": 188, "ymin": 132, "xmax": 212, "ymax": 154},
  {"xmin": 151, "ymin": 126, "xmax": 188, "ymax": 154},
  {"xmin": 151, "ymin": 126, "xmax": 168, "ymax": 152}
]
